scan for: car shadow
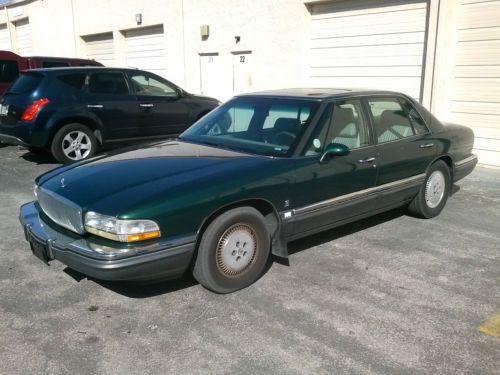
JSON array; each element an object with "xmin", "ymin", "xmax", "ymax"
[
  {"xmin": 287, "ymin": 207, "xmax": 406, "ymax": 256},
  {"xmin": 63, "ymin": 267, "xmax": 199, "ymax": 298},
  {"xmin": 20, "ymin": 149, "xmax": 60, "ymax": 165}
]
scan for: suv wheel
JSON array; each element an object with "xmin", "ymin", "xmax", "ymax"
[{"xmin": 51, "ymin": 123, "xmax": 97, "ymax": 163}]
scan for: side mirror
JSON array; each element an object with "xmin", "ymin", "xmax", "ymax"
[{"xmin": 319, "ymin": 142, "xmax": 350, "ymax": 163}]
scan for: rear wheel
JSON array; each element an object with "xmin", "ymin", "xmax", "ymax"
[
  {"xmin": 193, "ymin": 207, "xmax": 270, "ymax": 293},
  {"xmin": 51, "ymin": 123, "xmax": 97, "ymax": 163},
  {"xmin": 408, "ymin": 160, "xmax": 451, "ymax": 218}
]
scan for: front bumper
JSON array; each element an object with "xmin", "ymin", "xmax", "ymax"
[{"xmin": 19, "ymin": 202, "xmax": 196, "ymax": 282}]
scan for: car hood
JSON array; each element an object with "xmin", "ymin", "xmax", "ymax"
[{"xmin": 37, "ymin": 140, "xmax": 275, "ymax": 216}]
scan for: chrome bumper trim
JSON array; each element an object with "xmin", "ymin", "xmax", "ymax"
[{"xmin": 454, "ymin": 154, "xmax": 478, "ymax": 167}]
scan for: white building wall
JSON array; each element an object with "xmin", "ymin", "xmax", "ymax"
[{"xmin": 0, "ymin": 0, "xmax": 499, "ymax": 165}]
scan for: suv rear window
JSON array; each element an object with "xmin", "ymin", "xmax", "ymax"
[
  {"xmin": 8, "ymin": 72, "xmax": 43, "ymax": 94},
  {"xmin": 56, "ymin": 73, "xmax": 86, "ymax": 90},
  {"xmin": 0, "ymin": 60, "xmax": 19, "ymax": 82}
]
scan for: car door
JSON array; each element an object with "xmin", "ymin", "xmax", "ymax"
[
  {"xmin": 291, "ymin": 99, "xmax": 378, "ymax": 236},
  {"xmin": 86, "ymin": 71, "xmax": 139, "ymax": 141},
  {"xmin": 365, "ymin": 96, "xmax": 438, "ymax": 209},
  {"xmin": 127, "ymin": 72, "xmax": 190, "ymax": 137}
]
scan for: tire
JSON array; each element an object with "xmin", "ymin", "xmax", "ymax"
[
  {"xmin": 193, "ymin": 207, "xmax": 271, "ymax": 294},
  {"xmin": 51, "ymin": 123, "xmax": 97, "ymax": 163},
  {"xmin": 408, "ymin": 160, "xmax": 451, "ymax": 218}
]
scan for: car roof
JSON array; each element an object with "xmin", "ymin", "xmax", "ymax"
[
  {"xmin": 237, "ymin": 88, "xmax": 407, "ymax": 100},
  {"xmin": 28, "ymin": 66, "xmax": 140, "ymax": 74}
]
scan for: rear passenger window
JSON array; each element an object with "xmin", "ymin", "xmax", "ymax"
[
  {"xmin": 42, "ymin": 61, "xmax": 70, "ymax": 68},
  {"xmin": 88, "ymin": 73, "xmax": 129, "ymax": 95},
  {"xmin": 399, "ymin": 98, "xmax": 429, "ymax": 135},
  {"xmin": 368, "ymin": 98, "xmax": 415, "ymax": 144},
  {"xmin": 56, "ymin": 73, "xmax": 86, "ymax": 90},
  {"xmin": 0, "ymin": 60, "xmax": 19, "ymax": 82}
]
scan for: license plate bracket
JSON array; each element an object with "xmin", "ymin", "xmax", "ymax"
[{"xmin": 30, "ymin": 240, "xmax": 50, "ymax": 265}]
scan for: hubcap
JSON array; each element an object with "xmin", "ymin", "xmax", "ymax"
[
  {"xmin": 216, "ymin": 223, "xmax": 257, "ymax": 277},
  {"xmin": 62, "ymin": 131, "xmax": 91, "ymax": 160},
  {"xmin": 425, "ymin": 170, "xmax": 446, "ymax": 208}
]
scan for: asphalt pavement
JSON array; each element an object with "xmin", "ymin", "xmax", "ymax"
[{"xmin": 0, "ymin": 144, "xmax": 499, "ymax": 374}]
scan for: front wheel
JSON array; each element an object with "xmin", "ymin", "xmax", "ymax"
[
  {"xmin": 51, "ymin": 123, "xmax": 97, "ymax": 163},
  {"xmin": 408, "ymin": 160, "xmax": 451, "ymax": 218},
  {"xmin": 193, "ymin": 207, "xmax": 271, "ymax": 294}
]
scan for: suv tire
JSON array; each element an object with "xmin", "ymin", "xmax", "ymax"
[{"xmin": 51, "ymin": 123, "xmax": 97, "ymax": 163}]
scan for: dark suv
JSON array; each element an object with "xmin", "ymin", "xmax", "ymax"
[{"xmin": 0, "ymin": 67, "xmax": 220, "ymax": 162}]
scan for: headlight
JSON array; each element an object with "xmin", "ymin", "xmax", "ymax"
[{"xmin": 84, "ymin": 211, "xmax": 161, "ymax": 243}]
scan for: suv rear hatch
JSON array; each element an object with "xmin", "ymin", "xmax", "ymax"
[{"xmin": 0, "ymin": 72, "xmax": 45, "ymax": 125}]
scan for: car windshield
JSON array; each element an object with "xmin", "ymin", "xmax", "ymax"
[{"xmin": 180, "ymin": 97, "xmax": 320, "ymax": 157}]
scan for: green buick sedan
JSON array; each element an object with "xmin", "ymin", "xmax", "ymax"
[{"xmin": 20, "ymin": 89, "xmax": 477, "ymax": 293}]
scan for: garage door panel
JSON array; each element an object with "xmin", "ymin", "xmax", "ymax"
[
  {"xmin": 451, "ymin": 101, "xmax": 500, "ymax": 116},
  {"xmin": 312, "ymin": 0, "xmax": 425, "ymax": 20},
  {"xmin": 455, "ymin": 65, "xmax": 500, "ymax": 78},
  {"xmin": 0, "ymin": 24, "xmax": 10, "ymax": 50},
  {"xmin": 309, "ymin": 75, "xmax": 421, "ymax": 97},
  {"xmin": 456, "ymin": 40, "xmax": 500, "ymax": 65},
  {"xmin": 474, "ymin": 137, "xmax": 500, "ymax": 152},
  {"xmin": 458, "ymin": 26, "xmax": 500, "ymax": 42},
  {"xmin": 465, "ymin": 126, "xmax": 500, "ymax": 140},
  {"xmin": 84, "ymin": 33, "xmax": 114, "ymax": 66},
  {"xmin": 311, "ymin": 32, "xmax": 425, "ymax": 49},
  {"xmin": 312, "ymin": 14, "xmax": 426, "ymax": 39},
  {"xmin": 125, "ymin": 25, "xmax": 167, "ymax": 79},
  {"xmin": 449, "ymin": 111, "xmax": 500, "ymax": 128},
  {"xmin": 310, "ymin": 53, "xmax": 424, "ymax": 68},
  {"xmin": 459, "ymin": 1, "xmax": 500, "ymax": 29},
  {"xmin": 309, "ymin": 0, "xmax": 427, "ymax": 100},
  {"xmin": 311, "ymin": 66, "xmax": 422, "ymax": 77},
  {"xmin": 310, "ymin": 44, "xmax": 424, "ymax": 59},
  {"xmin": 453, "ymin": 78, "xmax": 500, "ymax": 101}
]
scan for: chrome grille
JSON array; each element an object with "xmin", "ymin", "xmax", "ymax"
[{"xmin": 37, "ymin": 187, "xmax": 85, "ymax": 234}]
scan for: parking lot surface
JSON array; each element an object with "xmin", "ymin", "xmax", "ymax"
[{"xmin": 0, "ymin": 144, "xmax": 499, "ymax": 374}]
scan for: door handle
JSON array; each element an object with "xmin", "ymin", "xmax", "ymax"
[
  {"xmin": 87, "ymin": 104, "xmax": 103, "ymax": 109},
  {"xmin": 357, "ymin": 157, "xmax": 376, "ymax": 164},
  {"xmin": 419, "ymin": 143, "xmax": 434, "ymax": 148},
  {"xmin": 139, "ymin": 103, "xmax": 154, "ymax": 108}
]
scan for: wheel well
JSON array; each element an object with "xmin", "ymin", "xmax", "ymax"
[
  {"xmin": 192, "ymin": 199, "xmax": 281, "ymax": 262},
  {"xmin": 48, "ymin": 118, "xmax": 101, "ymax": 147},
  {"xmin": 434, "ymin": 155, "xmax": 454, "ymax": 179}
]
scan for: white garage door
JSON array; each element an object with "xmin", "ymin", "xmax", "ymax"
[
  {"xmin": 83, "ymin": 32, "xmax": 114, "ymax": 66},
  {"xmin": 125, "ymin": 25, "xmax": 167, "ymax": 79},
  {"xmin": 449, "ymin": 0, "xmax": 500, "ymax": 167},
  {"xmin": 308, "ymin": 0, "xmax": 428, "ymax": 100},
  {"xmin": 0, "ymin": 24, "xmax": 11, "ymax": 50},
  {"xmin": 15, "ymin": 18, "xmax": 32, "ymax": 56}
]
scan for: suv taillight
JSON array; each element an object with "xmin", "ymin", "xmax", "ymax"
[{"xmin": 21, "ymin": 98, "xmax": 50, "ymax": 121}]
